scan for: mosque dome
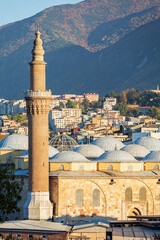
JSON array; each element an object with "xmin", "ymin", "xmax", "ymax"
[
  {"xmin": 50, "ymin": 151, "xmax": 90, "ymax": 162},
  {"xmin": 19, "ymin": 145, "xmax": 59, "ymax": 159},
  {"xmin": 91, "ymin": 137, "xmax": 124, "ymax": 151},
  {"xmin": 0, "ymin": 134, "xmax": 28, "ymax": 150},
  {"xmin": 142, "ymin": 151, "xmax": 160, "ymax": 162},
  {"xmin": 95, "ymin": 150, "xmax": 137, "ymax": 162},
  {"xmin": 74, "ymin": 144, "xmax": 105, "ymax": 159},
  {"xmin": 121, "ymin": 144, "xmax": 150, "ymax": 159},
  {"xmin": 135, "ymin": 136, "xmax": 160, "ymax": 151},
  {"xmin": 50, "ymin": 133, "xmax": 77, "ymax": 152}
]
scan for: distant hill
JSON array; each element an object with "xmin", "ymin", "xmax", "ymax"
[{"xmin": 0, "ymin": 0, "xmax": 160, "ymax": 99}]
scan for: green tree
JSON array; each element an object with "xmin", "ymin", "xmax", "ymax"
[
  {"xmin": 0, "ymin": 165, "xmax": 23, "ymax": 221},
  {"xmin": 125, "ymin": 88, "xmax": 140, "ymax": 104},
  {"xmin": 66, "ymin": 100, "xmax": 77, "ymax": 108},
  {"xmin": 115, "ymin": 102, "xmax": 128, "ymax": 116},
  {"xmin": 148, "ymin": 106, "xmax": 160, "ymax": 119},
  {"xmin": 107, "ymin": 90, "xmax": 118, "ymax": 98},
  {"xmin": 7, "ymin": 114, "xmax": 27, "ymax": 123}
]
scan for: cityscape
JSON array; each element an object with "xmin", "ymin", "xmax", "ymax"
[{"xmin": 1, "ymin": 0, "xmax": 160, "ymax": 240}]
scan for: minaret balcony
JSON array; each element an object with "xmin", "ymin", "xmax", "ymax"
[{"xmin": 24, "ymin": 90, "xmax": 51, "ymax": 98}]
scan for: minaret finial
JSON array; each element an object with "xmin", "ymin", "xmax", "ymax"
[{"xmin": 31, "ymin": 25, "xmax": 45, "ymax": 62}]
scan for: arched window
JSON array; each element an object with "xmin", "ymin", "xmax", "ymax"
[
  {"xmin": 125, "ymin": 187, "xmax": 132, "ymax": 201},
  {"xmin": 75, "ymin": 189, "xmax": 83, "ymax": 207},
  {"xmin": 107, "ymin": 165, "xmax": 113, "ymax": 171},
  {"xmin": 78, "ymin": 165, "xmax": 84, "ymax": 171},
  {"xmin": 153, "ymin": 164, "xmax": 159, "ymax": 170},
  {"xmin": 92, "ymin": 188, "xmax": 100, "ymax": 207},
  {"xmin": 139, "ymin": 187, "xmax": 146, "ymax": 201},
  {"xmin": 127, "ymin": 165, "xmax": 133, "ymax": 172},
  {"xmin": 58, "ymin": 164, "xmax": 64, "ymax": 171}
]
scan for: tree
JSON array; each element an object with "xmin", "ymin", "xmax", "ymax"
[
  {"xmin": 148, "ymin": 106, "xmax": 160, "ymax": 120},
  {"xmin": 115, "ymin": 102, "xmax": 128, "ymax": 116},
  {"xmin": 66, "ymin": 100, "xmax": 77, "ymax": 108},
  {"xmin": 7, "ymin": 114, "xmax": 27, "ymax": 123},
  {"xmin": 107, "ymin": 90, "xmax": 118, "ymax": 98},
  {"xmin": 119, "ymin": 91, "xmax": 127, "ymax": 103},
  {"xmin": 0, "ymin": 165, "xmax": 23, "ymax": 221}
]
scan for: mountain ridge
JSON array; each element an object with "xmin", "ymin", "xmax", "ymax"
[{"xmin": 0, "ymin": 0, "xmax": 160, "ymax": 99}]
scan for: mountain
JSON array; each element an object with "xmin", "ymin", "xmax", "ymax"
[{"xmin": 0, "ymin": 0, "xmax": 160, "ymax": 99}]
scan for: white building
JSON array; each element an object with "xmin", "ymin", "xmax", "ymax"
[
  {"xmin": 103, "ymin": 97, "xmax": 117, "ymax": 111},
  {"xmin": 49, "ymin": 108, "xmax": 82, "ymax": 131}
]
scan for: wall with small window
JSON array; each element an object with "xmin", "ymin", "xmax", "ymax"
[
  {"xmin": 144, "ymin": 162, "xmax": 160, "ymax": 171},
  {"xmin": 97, "ymin": 162, "xmax": 120, "ymax": 171},
  {"xmin": 49, "ymin": 162, "xmax": 71, "ymax": 171},
  {"xmin": 120, "ymin": 162, "xmax": 143, "ymax": 172},
  {"xmin": 71, "ymin": 162, "xmax": 97, "ymax": 171}
]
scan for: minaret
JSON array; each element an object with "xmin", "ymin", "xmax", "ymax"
[{"xmin": 24, "ymin": 26, "xmax": 52, "ymax": 220}]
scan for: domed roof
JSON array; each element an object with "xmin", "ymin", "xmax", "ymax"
[
  {"xmin": 142, "ymin": 150, "xmax": 160, "ymax": 162},
  {"xmin": 50, "ymin": 151, "xmax": 90, "ymax": 162},
  {"xmin": 19, "ymin": 145, "xmax": 59, "ymax": 158},
  {"xmin": 0, "ymin": 134, "xmax": 28, "ymax": 150},
  {"xmin": 91, "ymin": 137, "xmax": 124, "ymax": 151},
  {"xmin": 135, "ymin": 136, "xmax": 160, "ymax": 151},
  {"xmin": 49, "ymin": 145, "xmax": 59, "ymax": 157},
  {"xmin": 50, "ymin": 134, "xmax": 77, "ymax": 152},
  {"xmin": 74, "ymin": 144, "xmax": 105, "ymax": 159},
  {"xmin": 121, "ymin": 144, "xmax": 150, "ymax": 159},
  {"xmin": 95, "ymin": 150, "xmax": 137, "ymax": 162}
]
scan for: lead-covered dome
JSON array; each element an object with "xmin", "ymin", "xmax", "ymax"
[
  {"xmin": 95, "ymin": 150, "xmax": 137, "ymax": 162},
  {"xmin": 135, "ymin": 136, "xmax": 160, "ymax": 151},
  {"xmin": 121, "ymin": 144, "xmax": 150, "ymax": 159},
  {"xmin": 142, "ymin": 151, "xmax": 160, "ymax": 162},
  {"xmin": 74, "ymin": 144, "xmax": 105, "ymax": 159},
  {"xmin": 91, "ymin": 137, "xmax": 124, "ymax": 151},
  {"xmin": 0, "ymin": 134, "xmax": 28, "ymax": 150},
  {"xmin": 19, "ymin": 145, "xmax": 59, "ymax": 159},
  {"xmin": 50, "ymin": 151, "xmax": 90, "ymax": 162}
]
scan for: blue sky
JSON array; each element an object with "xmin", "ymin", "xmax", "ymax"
[{"xmin": 0, "ymin": 0, "xmax": 81, "ymax": 27}]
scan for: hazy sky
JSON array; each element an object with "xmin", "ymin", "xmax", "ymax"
[{"xmin": 0, "ymin": 0, "xmax": 81, "ymax": 27}]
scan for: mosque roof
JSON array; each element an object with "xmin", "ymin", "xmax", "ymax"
[
  {"xmin": 95, "ymin": 150, "xmax": 137, "ymax": 162},
  {"xmin": 121, "ymin": 144, "xmax": 150, "ymax": 159},
  {"xmin": 49, "ymin": 151, "xmax": 90, "ymax": 163},
  {"xmin": 0, "ymin": 134, "xmax": 28, "ymax": 150},
  {"xmin": 91, "ymin": 137, "xmax": 124, "ymax": 151},
  {"xmin": 19, "ymin": 146, "xmax": 59, "ymax": 159},
  {"xmin": 74, "ymin": 144, "xmax": 105, "ymax": 159},
  {"xmin": 142, "ymin": 150, "xmax": 160, "ymax": 162},
  {"xmin": 135, "ymin": 136, "xmax": 160, "ymax": 151},
  {"xmin": 50, "ymin": 134, "xmax": 77, "ymax": 151}
]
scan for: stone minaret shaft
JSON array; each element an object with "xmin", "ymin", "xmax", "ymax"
[{"xmin": 24, "ymin": 27, "xmax": 52, "ymax": 220}]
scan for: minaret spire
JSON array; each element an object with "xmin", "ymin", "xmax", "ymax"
[
  {"xmin": 24, "ymin": 27, "xmax": 52, "ymax": 220},
  {"xmin": 31, "ymin": 25, "xmax": 44, "ymax": 62}
]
